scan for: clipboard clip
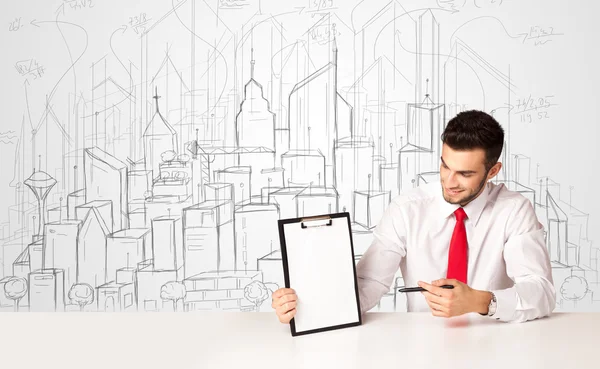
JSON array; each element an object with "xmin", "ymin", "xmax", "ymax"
[{"xmin": 300, "ymin": 215, "xmax": 332, "ymax": 229}]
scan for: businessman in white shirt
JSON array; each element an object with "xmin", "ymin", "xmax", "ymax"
[{"xmin": 271, "ymin": 110, "xmax": 556, "ymax": 323}]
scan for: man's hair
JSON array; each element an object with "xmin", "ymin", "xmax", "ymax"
[{"xmin": 441, "ymin": 110, "xmax": 505, "ymax": 170}]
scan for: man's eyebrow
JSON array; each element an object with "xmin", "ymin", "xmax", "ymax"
[{"xmin": 440, "ymin": 157, "xmax": 477, "ymax": 174}]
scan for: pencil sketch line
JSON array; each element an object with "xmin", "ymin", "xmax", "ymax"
[
  {"xmin": 30, "ymin": 19, "xmax": 89, "ymax": 134},
  {"xmin": 172, "ymin": 0, "xmax": 229, "ymax": 117}
]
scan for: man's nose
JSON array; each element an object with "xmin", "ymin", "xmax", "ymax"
[{"xmin": 445, "ymin": 172, "xmax": 459, "ymax": 188}]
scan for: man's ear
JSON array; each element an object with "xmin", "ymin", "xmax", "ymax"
[{"xmin": 487, "ymin": 162, "xmax": 502, "ymax": 180}]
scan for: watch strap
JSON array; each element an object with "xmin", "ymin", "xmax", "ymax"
[{"xmin": 479, "ymin": 292, "xmax": 497, "ymax": 317}]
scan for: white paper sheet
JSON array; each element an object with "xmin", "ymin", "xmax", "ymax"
[{"xmin": 282, "ymin": 216, "xmax": 360, "ymax": 334}]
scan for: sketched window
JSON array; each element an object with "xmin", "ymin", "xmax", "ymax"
[
  {"xmin": 144, "ymin": 300, "xmax": 157, "ymax": 311},
  {"xmin": 186, "ymin": 231, "xmax": 210, "ymax": 250},
  {"xmin": 124, "ymin": 293, "xmax": 133, "ymax": 309}
]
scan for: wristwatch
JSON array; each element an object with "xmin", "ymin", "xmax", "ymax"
[{"xmin": 486, "ymin": 292, "xmax": 497, "ymax": 317}]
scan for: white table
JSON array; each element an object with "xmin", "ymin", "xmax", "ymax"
[{"xmin": 0, "ymin": 312, "xmax": 596, "ymax": 369}]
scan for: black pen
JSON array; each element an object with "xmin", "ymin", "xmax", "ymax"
[{"xmin": 398, "ymin": 284, "xmax": 454, "ymax": 293}]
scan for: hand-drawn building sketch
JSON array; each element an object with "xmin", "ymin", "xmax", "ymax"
[{"xmin": 0, "ymin": 0, "xmax": 598, "ymax": 317}]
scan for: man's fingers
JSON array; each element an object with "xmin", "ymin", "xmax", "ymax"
[
  {"xmin": 422, "ymin": 292, "xmax": 449, "ymax": 313},
  {"xmin": 271, "ymin": 288, "xmax": 296, "ymax": 306},
  {"xmin": 429, "ymin": 300, "xmax": 449, "ymax": 314},
  {"xmin": 423, "ymin": 296, "xmax": 438, "ymax": 311},
  {"xmin": 272, "ymin": 288, "xmax": 298, "ymax": 324},
  {"xmin": 279, "ymin": 293, "xmax": 297, "ymax": 305},
  {"xmin": 272, "ymin": 293, "xmax": 297, "ymax": 309},
  {"xmin": 432, "ymin": 278, "xmax": 457, "ymax": 287},
  {"xmin": 278, "ymin": 308, "xmax": 297, "ymax": 323},
  {"xmin": 431, "ymin": 309, "xmax": 447, "ymax": 317},
  {"xmin": 418, "ymin": 281, "xmax": 451, "ymax": 298},
  {"xmin": 423, "ymin": 291, "xmax": 450, "ymax": 308},
  {"xmin": 423, "ymin": 296, "xmax": 448, "ymax": 317},
  {"xmin": 423, "ymin": 295, "xmax": 449, "ymax": 317},
  {"xmin": 272, "ymin": 288, "xmax": 295, "ymax": 299},
  {"xmin": 418, "ymin": 281, "xmax": 440, "ymax": 294},
  {"xmin": 276, "ymin": 301, "xmax": 297, "ymax": 317},
  {"xmin": 277, "ymin": 305, "xmax": 297, "ymax": 323}
]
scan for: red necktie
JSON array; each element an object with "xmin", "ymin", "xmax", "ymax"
[{"xmin": 446, "ymin": 208, "xmax": 468, "ymax": 284}]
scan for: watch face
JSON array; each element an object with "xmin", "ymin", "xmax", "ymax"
[{"xmin": 488, "ymin": 293, "xmax": 497, "ymax": 316}]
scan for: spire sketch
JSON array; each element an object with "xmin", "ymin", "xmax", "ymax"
[
  {"xmin": 144, "ymin": 88, "xmax": 178, "ymax": 181},
  {"xmin": 24, "ymin": 170, "xmax": 56, "ymax": 239}
]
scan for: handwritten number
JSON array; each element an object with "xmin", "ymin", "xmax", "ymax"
[{"xmin": 313, "ymin": 0, "xmax": 333, "ymax": 10}]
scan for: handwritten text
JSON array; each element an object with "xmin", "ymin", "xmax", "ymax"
[
  {"xmin": 8, "ymin": 17, "xmax": 22, "ymax": 32},
  {"xmin": 310, "ymin": 23, "xmax": 340, "ymax": 45},
  {"xmin": 15, "ymin": 59, "xmax": 45, "ymax": 81},
  {"xmin": 522, "ymin": 26, "xmax": 563, "ymax": 46},
  {"xmin": 512, "ymin": 95, "xmax": 557, "ymax": 123},
  {"xmin": 129, "ymin": 13, "xmax": 151, "ymax": 34}
]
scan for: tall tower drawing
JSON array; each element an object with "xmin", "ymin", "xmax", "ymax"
[
  {"xmin": 143, "ymin": 88, "xmax": 178, "ymax": 180},
  {"xmin": 288, "ymin": 37, "xmax": 351, "ymax": 186},
  {"xmin": 400, "ymin": 10, "xmax": 445, "ymax": 191},
  {"xmin": 416, "ymin": 10, "xmax": 440, "ymax": 104},
  {"xmin": 24, "ymin": 170, "xmax": 57, "ymax": 239},
  {"xmin": 235, "ymin": 49, "xmax": 276, "ymax": 150}
]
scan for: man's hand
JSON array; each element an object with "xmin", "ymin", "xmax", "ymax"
[
  {"xmin": 418, "ymin": 279, "xmax": 492, "ymax": 318},
  {"xmin": 271, "ymin": 288, "xmax": 298, "ymax": 324}
]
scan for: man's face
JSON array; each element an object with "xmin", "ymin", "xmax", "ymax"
[{"xmin": 439, "ymin": 144, "xmax": 500, "ymax": 206}]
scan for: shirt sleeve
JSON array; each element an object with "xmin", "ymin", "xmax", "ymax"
[
  {"xmin": 490, "ymin": 197, "xmax": 556, "ymax": 323},
  {"xmin": 355, "ymin": 198, "xmax": 408, "ymax": 314}
]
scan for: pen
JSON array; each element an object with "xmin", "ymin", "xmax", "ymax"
[{"xmin": 398, "ymin": 284, "xmax": 454, "ymax": 293}]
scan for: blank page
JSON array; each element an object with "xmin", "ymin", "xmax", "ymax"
[{"xmin": 282, "ymin": 217, "xmax": 360, "ymax": 333}]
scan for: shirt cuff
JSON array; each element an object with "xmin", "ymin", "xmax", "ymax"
[{"xmin": 489, "ymin": 286, "xmax": 517, "ymax": 321}]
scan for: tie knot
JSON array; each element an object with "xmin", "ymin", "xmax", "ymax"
[{"xmin": 454, "ymin": 207, "xmax": 467, "ymax": 222}]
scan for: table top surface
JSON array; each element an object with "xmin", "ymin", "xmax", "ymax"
[{"xmin": 0, "ymin": 312, "xmax": 597, "ymax": 369}]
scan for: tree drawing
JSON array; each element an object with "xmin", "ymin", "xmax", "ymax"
[
  {"xmin": 244, "ymin": 281, "xmax": 279, "ymax": 312},
  {"xmin": 560, "ymin": 276, "xmax": 589, "ymax": 308},
  {"xmin": 161, "ymin": 150, "xmax": 177, "ymax": 164},
  {"xmin": 176, "ymin": 154, "xmax": 190, "ymax": 163},
  {"xmin": 161, "ymin": 281, "xmax": 187, "ymax": 312},
  {"xmin": 69, "ymin": 283, "xmax": 95, "ymax": 311},
  {"xmin": 4, "ymin": 277, "xmax": 28, "ymax": 312}
]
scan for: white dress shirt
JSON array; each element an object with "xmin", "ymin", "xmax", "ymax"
[{"xmin": 355, "ymin": 181, "xmax": 556, "ymax": 323}]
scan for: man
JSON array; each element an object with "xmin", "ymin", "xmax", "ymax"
[{"xmin": 271, "ymin": 110, "xmax": 555, "ymax": 323}]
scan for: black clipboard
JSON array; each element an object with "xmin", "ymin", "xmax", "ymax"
[{"xmin": 278, "ymin": 212, "xmax": 362, "ymax": 337}]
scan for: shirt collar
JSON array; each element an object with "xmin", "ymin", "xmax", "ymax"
[{"xmin": 438, "ymin": 182, "xmax": 491, "ymax": 227}]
